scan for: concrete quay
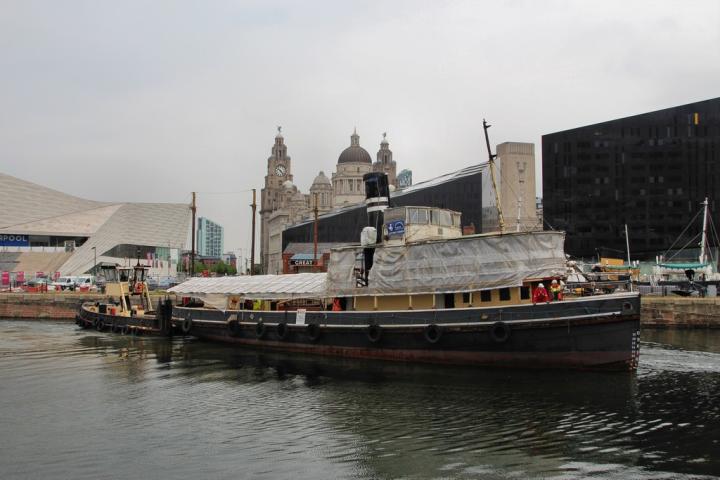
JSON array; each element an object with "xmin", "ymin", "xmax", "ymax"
[{"xmin": 641, "ymin": 296, "xmax": 720, "ymax": 329}]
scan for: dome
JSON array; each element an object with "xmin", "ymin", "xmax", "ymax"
[
  {"xmin": 311, "ymin": 171, "xmax": 331, "ymax": 186},
  {"xmin": 338, "ymin": 130, "xmax": 372, "ymax": 164}
]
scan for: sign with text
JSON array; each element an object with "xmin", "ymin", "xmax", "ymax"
[
  {"xmin": 290, "ymin": 259, "xmax": 316, "ymax": 266},
  {"xmin": 0, "ymin": 234, "xmax": 29, "ymax": 247},
  {"xmin": 295, "ymin": 309, "xmax": 306, "ymax": 325},
  {"xmin": 386, "ymin": 220, "xmax": 405, "ymax": 236}
]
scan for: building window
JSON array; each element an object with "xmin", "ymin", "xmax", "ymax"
[
  {"xmin": 480, "ymin": 290, "xmax": 491, "ymax": 302},
  {"xmin": 499, "ymin": 288, "xmax": 511, "ymax": 301},
  {"xmin": 462, "ymin": 292, "xmax": 471, "ymax": 303},
  {"xmin": 520, "ymin": 287, "xmax": 530, "ymax": 300}
]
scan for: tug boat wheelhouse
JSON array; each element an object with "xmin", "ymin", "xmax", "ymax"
[
  {"xmin": 76, "ymin": 262, "xmax": 172, "ymax": 335},
  {"xmin": 169, "ymin": 173, "xmax": 641, "ymax": 371}
]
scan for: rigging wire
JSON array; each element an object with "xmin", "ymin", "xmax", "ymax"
[{"xmin": 661, "ymin": 207, "xmax": 703, "ymax": 258}]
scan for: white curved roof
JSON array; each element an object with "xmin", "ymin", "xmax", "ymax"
[{"xmin": 0, "ymin": 172, "xmax": 191, "ymax": 275}]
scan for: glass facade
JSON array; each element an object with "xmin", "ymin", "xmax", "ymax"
[
  {"xmin": 197, "ymin": 217, "xmax": 224, "ymax": 257},
  {"xmin": 542, "ymin": 98, "xmax": 720, "ymax": 259}
]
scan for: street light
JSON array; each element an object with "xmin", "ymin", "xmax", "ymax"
[{"xmin": 92, "ymin": 246, "xmax": 97, "ymax": 275}]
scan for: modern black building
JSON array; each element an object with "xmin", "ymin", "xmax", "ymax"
[
  {"xmin": 283, "ymin": 164, "xmax": 485, "ymax": 250},
  {"xmin": 542, "ymin": 97, "xmax": 720, "ymax": 259}
]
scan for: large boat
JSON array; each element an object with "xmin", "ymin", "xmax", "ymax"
[
  {"xmin": 169, "ymin": 172, "xmax": 641, "ymax": 371},
  {"xmin": 76, "ymin": 262, "xmax": 172, "ymax": 335}
]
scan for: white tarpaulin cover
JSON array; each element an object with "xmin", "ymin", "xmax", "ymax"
[
  {"xmin": 169, "ymin": 273, "xmax": 327, "ymax": 309},
  {"xmin": 326, "ymin": 231, "xmax": 567, "ymax": 296}
]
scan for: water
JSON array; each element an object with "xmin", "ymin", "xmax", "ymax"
[{"xmin": 1, "ymin": 322, "xmax": 719, "ymax": 480}]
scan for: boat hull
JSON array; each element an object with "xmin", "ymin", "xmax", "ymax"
[
  {"xmin": 76, "ymin": 300, "xmax": 172, "ymax": 336},
  {"xmin": 172, "ymin": 292, "xmax": 641, "ymax": 371}
]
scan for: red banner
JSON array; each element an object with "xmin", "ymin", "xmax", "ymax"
[
  {"xmin": 1, "ymin": 271, "xmax": 9, "ymax": 286},
  {"xmin": 17, "ymin": 271, "xmax": 25, "ymax": 282}
]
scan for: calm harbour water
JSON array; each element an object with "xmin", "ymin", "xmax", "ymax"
[{"xmin": 1, "ymin": 321, "xmax": 719, "ymax": 480}]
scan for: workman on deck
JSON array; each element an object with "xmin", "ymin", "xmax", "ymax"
[
  {"xmin": 332, "ymin": 298, "xmax": 343, "ymax": 311},
  {"xmin": 550, "ymin": 279, "xmax": 563, "ymax": 301},
  {"xmin": 532, "ymin": 283, "xmax": 550, "ymax": 304},
  {"xmin": 253, "ymin": 299, "xmax": 262, "ymax": 310}
]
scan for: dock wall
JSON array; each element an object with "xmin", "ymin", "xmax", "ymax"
[
  {"xmin": 641, "ymin": 296, "xmax": 720, "ymax": 328},
  {"xmin": 0, "ymin": 293, "xmax": 171, "ymax": 320}
]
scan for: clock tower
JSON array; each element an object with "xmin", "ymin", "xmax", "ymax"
[{"xmin": 260, "ymin": 127, "xmax": 293, "ymax": 273}]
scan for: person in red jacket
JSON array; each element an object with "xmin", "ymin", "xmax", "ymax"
[{"xmin": 533, "ymin": 283, "xmax": 550, "ymax": 304}]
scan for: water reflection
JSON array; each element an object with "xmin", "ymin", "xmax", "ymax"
[{"xmin": 1, "ymin": 321, "xmax": 720, "ymax": 479}]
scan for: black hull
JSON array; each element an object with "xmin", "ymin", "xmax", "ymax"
[
  {"xmin": 172, "ymin": 293, "xmax": 641, "ymax": 371},
  {"xmin": 76, "ymin": 301, "xmax": 173, "ymax": 336}
]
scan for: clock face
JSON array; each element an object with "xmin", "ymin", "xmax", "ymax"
[{"xmin": 275, "ymin": 164, "xmax": 286, "ymax": 176}]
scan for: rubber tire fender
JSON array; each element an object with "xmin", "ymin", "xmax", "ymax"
[
  {"xmin": 367, "ymin": 324, "xmax": 382, "ymax": 343},
  {"xmin": 181, "ymin": 318, "xmax": 193, "ymax": 334},
  {"xmin": 255, "ymin": 322, "xmax": 266, "ymax": 339},
  {"xmin": 276, "ymin": 322, "xmax": 288, "ymax": 340},
  {"xmin": 306, "ymin": 323, "xmax": 321, "ymax": 342},
  {"xmin": 490, "ymin": 321, "xmax": 511, "ymax": 343},
  {"xmin": 228, "ymin": 320, "xmax": 241, "ymax": 337},
  {"xmin": 424, "ymin": 324, "xmax": 442, "ymax": 344}
]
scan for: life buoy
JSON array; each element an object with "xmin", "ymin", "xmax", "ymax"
[
  {"xmin": 228, "ymin": 320, "xmax": 241, "ymax": 337},
  {"xmin": 181, "ymin": 318, "xmax": 192, "ymax": 334},
  {"xmin": 276, "ymin": 322, "xmax": 288, "ymax": 340},
  {"xmin": 424, "ymin": 324, "xmax": 442, "ymax": 344},
  {"xmin": 96, "ymin": 320, "xmax": 105, "ymax": 332},
  {"xmin": 255, "ymin": 322, "xmax": 266, "ymax": 339},
  {"xmin": 490, "ymin": 321, "xmax": 511, "ymax": 343},
  {"xmin": 367, "ymin": 324, "xmax": 382, "ymax": 343},
  {"xmin": 306, "ymin": 323, "xmax": 321, "ymax": 342}
]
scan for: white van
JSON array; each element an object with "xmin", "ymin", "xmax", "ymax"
[
  {"xmin": 52, "ymin": 276, "xmax": 78, "ymax": 291},
  {"xmin": 74, "ymin": 275, "xmax": 96, "ymax": 291}
]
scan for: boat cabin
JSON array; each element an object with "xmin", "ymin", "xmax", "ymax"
[
  {"xmin": 382, "ymin": 206, "xmax": 463, "ymax": 244},
  {"xmin": 97, "ymin": 263, "xmax": 153, "ymax": 315}
]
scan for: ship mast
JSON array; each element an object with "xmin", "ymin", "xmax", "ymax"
[
  {"xmin": 700, "ymin": 197, "xmax": 709, "ymax": 264},
  {"xmin": 313, "ymin": 192, "xmax": 319, "ymax": 272},
  {"xmin": 250, "ymin": 189, "xmax": 257, "ymax": 275},
  {"xmin": 190, "ymin": 192, "xmax": 196, "ymax": 276},
  {"xmin": 483, "ymin": 119, "xmax": 505, "ymax": 233}
]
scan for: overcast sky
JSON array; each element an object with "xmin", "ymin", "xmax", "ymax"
[{"xmin": 2, "ymin": 0, "xmax": 719, "ymax": 262}]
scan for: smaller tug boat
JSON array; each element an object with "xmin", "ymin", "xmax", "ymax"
[{"xmin": 76, "ymin": 262, "xmax": 172, "ymax": 335}]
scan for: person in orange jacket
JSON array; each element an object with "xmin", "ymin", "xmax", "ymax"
[
  {"xmin": 332, "ymin": 297, "xmax": 343, "ymax": 311},
  {"xmin": 550, "ymin": 279, "xmax": 563, "ymax": 301}
]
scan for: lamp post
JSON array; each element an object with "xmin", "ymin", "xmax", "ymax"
[{"xmin": 92, "ymin": 246, "xmax": 97, "ymax": 275}]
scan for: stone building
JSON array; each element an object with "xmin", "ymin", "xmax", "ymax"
[
  {"xmin": 260, "ymin": 127, "xmax": 399, "ymax": 274},
  {"xmin": 332, "ymin": 129, "xmax": 374, "ymax": 207},
  {"xmin": 481, "ymin": 142, "xmax": 539, "ymax": 233}
]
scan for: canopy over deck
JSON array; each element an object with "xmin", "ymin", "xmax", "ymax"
[{"xmin": 169, "ymin": 273, "xmax": 327, "ymax": 309}]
